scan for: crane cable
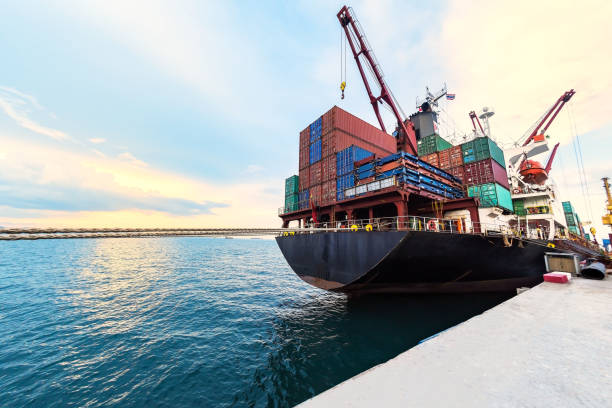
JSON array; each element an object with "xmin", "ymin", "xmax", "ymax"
[
  {"xmin": 567, "ymin": 105, "xmax": 594, "ymax": 224},
  {"xmin": 340, "ymin": 26, "xmax": 347, "ymax": 99}
]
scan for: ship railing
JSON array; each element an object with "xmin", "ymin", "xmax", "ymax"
[{"xmin": 287, "ymin": 216, "xmax": 549, "ymax": 238}]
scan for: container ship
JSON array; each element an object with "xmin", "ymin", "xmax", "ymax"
[{"xmin": 276, "ymin": 6, "xmax": 609, "ymax": 294}]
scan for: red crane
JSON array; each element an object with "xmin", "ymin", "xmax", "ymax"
[
  {"xmin": 469, "ymin": 110, "xmax": 485, "ymax": 135},
  {"xmin": 522, "ymin": 89, "xmax": 575, "ymax": 146},
  {"xmin": 337, "ymin": 6, "xmax": 417, "ymax": 155}
]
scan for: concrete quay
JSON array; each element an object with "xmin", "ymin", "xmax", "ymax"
[{"xmin": 299, "ymin": 277, "xmax": 612, "ymax": 407}]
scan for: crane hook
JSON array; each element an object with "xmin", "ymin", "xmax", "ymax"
[{"xmin": 340, "ymin": 81, "xmax": 346, "ymax": 100}]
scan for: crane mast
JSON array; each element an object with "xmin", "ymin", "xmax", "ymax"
[
  {"xmin": 522, "ymin": 89, "xmax": 575, "ymax": 146},
  {"xmin": 337, "ymin": 6, "xmax": 417, "ymax": 155}
]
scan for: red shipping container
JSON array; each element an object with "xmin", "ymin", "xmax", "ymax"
[
  {"xmin": 448, "ymin": 166, "xmax": 465, "ymax": 183},
  {"xmin": 321, "ymin": 155, "xmax": 336, "ymax": 182},
  {"xmin": 332, "ymin": 106, "xmax": 397, "ymax": 152},
  {"xmin": 310, "ymin": 184, "xmax": 322, "ymax": 206},
  {"xmin": 299, "ymin": 128, "xmax": 309, "ymax": 149},
  {"xmin": 299, "ymin": 167, "xmax": 309, "ymax": 191},
  {"xmin": 322, "ymin": 133, "xmax": 336, "ymax": 159},
  {"xmin": 357, "ymin": 176, "xmax": 376, "ymax": 184},
  {"xmin": 543, "ymin": 272, "xmax": 569, "ymax": 283},
  {"xmin": 464, "ymin": 159, "xmax": 509, "ymax": 189},
  {"xmin": 320, "ymin": 179, "xmax": 336, "ymax": 206},
  {"xmin": 299, "ymin": 145, "xmax": 309, "ymax": 170},
  {"xmin": 309, "ymin": 161, "xmax": 322, "ymax": 186},
  {"xmin": 355, "ymin": 155, "xmax": 376, "ymax": 167},
  {"xmin": 423, "ymin": 153, "xmax": 439, "ymax": 167},
  {"xmin": 380, "ymin": 161, "xmax": 400, "ymax": 173}
]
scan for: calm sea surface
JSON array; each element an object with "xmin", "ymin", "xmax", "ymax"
[{"xmin": 0, "ymin": 237, "xmax": 511, "ymax": 407}]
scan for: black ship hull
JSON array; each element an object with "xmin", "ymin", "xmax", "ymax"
[{"xmin": 276, "ymin": 231, "xmax": 565, "ymax": 294}]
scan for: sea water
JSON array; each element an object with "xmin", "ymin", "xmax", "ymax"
[{"xmin": 0, "ymin": 237, "xmax": 511, "ymax": 407}]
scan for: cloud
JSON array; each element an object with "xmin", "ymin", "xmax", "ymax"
[
  {"xmin": 0, "ymin": 86, "xmax": 70, "ymax": 141},
  {"xmin": 118, "ymin": 152, "xmax": 147, "ymax": 167},
  {"xmin": 435, "ymin": 0, "xmax": 612, "ymax": 146},
  {"xmin": 0, "ymin": 136, "xmax": 283, "ymax": 228},
  {"xmin": 89, "ymin": 137, "xmax": 106, "ymax": 144}
]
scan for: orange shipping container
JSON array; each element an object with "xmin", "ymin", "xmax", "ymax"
[
  {"xmin": 449, "ymin": 146, "xmax": 463, "ymax": 167},
  {"xmin": 423, "ymin": 153, "xmax": 439, "ymax": 167},
  {"xmin": 310, "ymin": 184, "xmax": 322, "ymax": 206},
  {"xmin": 320, "ymin": 179, "xmax": 336, "ymax": 206}
]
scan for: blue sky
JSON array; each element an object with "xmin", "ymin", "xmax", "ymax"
[{"xmin": 0, "ymin": 1, "xmax": 610, "ymax": 240}]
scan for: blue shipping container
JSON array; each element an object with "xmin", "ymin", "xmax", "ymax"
[
  {"xmin": 298, "ymin": 190, "xmax": 309, "ymax": 209},
  {"xmin": 309, "ymin": 139, "xmax": 322, "ymax": 164},
  {"xmin": 336, "ymin": 174, "xmax": 355, "ymax": 201},
  {"xmin": 336, "ymin": 146, "xmax": 373, "ymax": 176},
  {"xmin": 309, "ymin": 117, "xmax": 322, "ymax": 143}
]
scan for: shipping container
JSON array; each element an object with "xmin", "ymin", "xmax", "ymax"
[
  {"xmin": 568, "ymin": 225, "xmax": 580, "ymax": 235},
  {"xmin": 299, "ymin": 167, "xmax": 309, "ymax": 191},
  {"xmin": 321, "ymin": 155, "xmax": 336, "ymax": 182},
  {"xmin": 300, "ymin": 128, "xmax": 309, "ymax": 149},
  {"xmin": 463, "ymin": 159, "xmax": 509, "ymax": 189},
  {"xmin": 447, "ymin": 166, "xmax": 465, "ymax": 183},
  {"xmin": 328, "ymin": 106, "xmax": 397, "ymax": 153},
  {"xmin": 336, "ymin": 174, "xmax": 355, "ymax": 201},
  {"xmin": 298, "ymin": 190, "xmax": 309, "ymax": 210},
  {"xmin": 309, "ymin": 138, "xmax": 322, "ymax": 164},
  {"xmin": 565, "ymin": 212, "xmax": 577, "ymax": 226},
  {"xmin": 299, "ymin": 144, "xmax": 309, "ymax": 170},
  {"xmin": 422, "ymin": 152, "xmax": 439, "ymax": 167},
  {"xmin": 309, "ymin": 117, "xmax": 322, "ymax": 143},
  {"xmin": 336, "ymin": 145, "xmax": 373, "ymax": 176},
  {"xmin": 285, "ymin": 175, "xmax": 299, "ymax": 196},
  {"xmin": 321, "ymin": 133, "xmax": 335, "ymax": 159},
  {"xmin": 321, "ymin": 179, "xmax": 336, "ymax": 206},
  {"xmin": 284, "ymin": 193, "xmax": 299, "ymax": 213},
  {"xmin": 461, "ymin": 137, "xmax": 505, "ymax": 167},
  {"xmin": 438, "ymin": 146, "xmax": 463, "ymax": 170},
  {"xmin": 513, "ymin": 199, "xmax": 526, "ymax": 216},
  {"xmin": 417, "ymin": 134, "xmax": 453, "ymax": 156},
  {"xmin": 310, "ymin": 184, "xmax": 322, "ymax": 206},
  {"xmin": 309, "ymin": 161, "xmax": 321, "ymax": 187},
  {"xmin": 562, "ymin": 201, "xmax": 574, "ymax": 214},
  {"xmin": 467, "ymin": 183, "xmax": 512, "ymax": 211}
]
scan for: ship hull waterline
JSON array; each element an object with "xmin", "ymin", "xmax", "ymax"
[{"xmin": 276, "ymin": 231, "xmax": 564, "ymax": 294}]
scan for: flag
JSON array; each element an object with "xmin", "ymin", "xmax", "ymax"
[{"xmin": 446, "ymin": 93, "xmax": 455, "ymax": 100}]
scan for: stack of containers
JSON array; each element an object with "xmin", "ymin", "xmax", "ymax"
[
  {"xmin": 467, "ymin": 183, "xmax": 512, "ymax": 211},
  {"xmin": 336, "ymin": 146, "xmax": 373, "ymax": 201},
  {"xmin": 295, "ymin": 106, "xmax": 397, "ymax": 209},
  {"xmin": 459, "ymin": 137, "xmax": 511, "ymax": 210},
  {"xmin": 562, "ymin": 201, "xmax": 581, "ymax": 235},
  {"xmin": 284, "ymin": 175, "xmax": 299, "ymax": 213},
  {"xmin": 417, "ymin": 134, "xmax": 453, "ymax": 156}
]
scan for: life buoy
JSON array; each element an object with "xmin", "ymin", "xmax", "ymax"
[
  {"xmin": 350, "ymin": 224, "xmax": 358, "ymax": 232},
  {"xmin": 427, "ymin": 220, "xmax": 437, "ymax": 231},
  {"xmin": 283, "ymin": 232, "xmax": 289, "ymax": 236},
  {"xmin": 365, "ymin": 224, "xmax": 373, "ymax": 232}
]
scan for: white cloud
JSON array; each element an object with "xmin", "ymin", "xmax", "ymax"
[
  {"xmin": 0, "ymin": 86, "xmax": 70, "ymax": 141},
  {"xmin": 117, "ymin": 152, "xmax": 148, "ymax": 167},
  {"xmin": 89, "ymin": 138, "xmax": 106, "ymax": 144}
]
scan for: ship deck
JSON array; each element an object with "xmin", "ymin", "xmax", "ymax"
[{"xmin": 298, "ymin": 276, "xmax": 612, "ymax": 407}]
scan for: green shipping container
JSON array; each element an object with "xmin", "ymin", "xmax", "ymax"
[
  {"xmin": 461, "ymin": 137, "xmax": 505, "ymax": 167},
  {"xmin": 417, "ymin": 134, "xmax": 453, "ymax": 156},
  {"xmin": 284, "ymin": 193, "xmax": 299, "ymax": 213},
  {"xmin": 562, "ymin": 201, "xmax": 574, "ymax": 214},
  {"xmin": 565, "ymin": 213, "xmax": 576, "ymax": 226},
  {"xmin": 467, "ymin": 183, "xmax": 512, "ymax": 211},
  {"xmin": 285, "ymin": 175, "xmax": 299, "ymax": 196},
  {"xmin": 568, "ymin": 225, "xmax": 580, "ymax": 235},
  {"xmin": 513, "ymin": 199, "xmax": 526, "ymax": 216}
]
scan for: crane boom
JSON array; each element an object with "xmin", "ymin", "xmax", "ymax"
[
  {"xmin": 469, "ymin": 110, "xmax": 485, "ymax": 134},
  {"xmin": 522, "ymin": 89, "xmax": 575, "ymax": 146},
  {"xmin": 337, "ymin": 6, "xmax": 417, "ymax": 155}
]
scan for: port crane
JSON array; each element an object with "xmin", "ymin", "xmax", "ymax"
[
  {"xmin": 506, "ymin": 90, "xmax": 575, "ymax": 189},
  {"xmin": 337, "ymin": 5, "xmax": 417, "ymax": 155},
  {"xmin": 602, "ymin": 177, "xmax": 612, "ymax": 230}
]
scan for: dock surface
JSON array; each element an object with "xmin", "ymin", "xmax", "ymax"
[{"xmin": 299, "ymin": 278, "xmax": 612, "ymax": 407}]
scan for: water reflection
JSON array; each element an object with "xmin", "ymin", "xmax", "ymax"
[{"xmin": 240, "ymin": 292, "xmax": 512, "ymax": 407}]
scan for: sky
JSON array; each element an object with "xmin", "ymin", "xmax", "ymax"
[{"xmin": 0, "ymin": 0, "xmax": 610, "ymax": 240}]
